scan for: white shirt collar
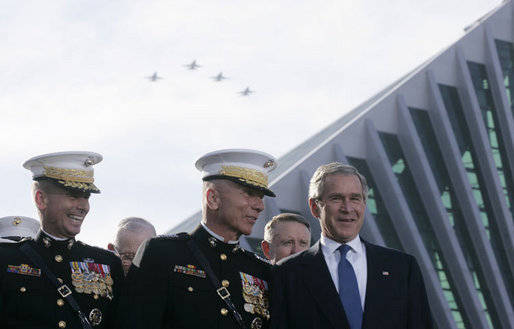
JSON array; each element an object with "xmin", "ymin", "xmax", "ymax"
[{"xmin": 320, "ymin": 234, "xmax": 364, "ymax": 255}]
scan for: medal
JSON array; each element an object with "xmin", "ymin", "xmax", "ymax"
[
  {"xmin": 244, "ymin": 303, "xmax": 255, "ymax": 314},
  {"xmin": 251, "ymin": 317, "xmax": 263, "ymax": 329},
  {"xmin": 240, "ymin": 272, "xmax": 270, "ymax": 320},
  {"xmin": 89, "ymin": 308, "xmax": 102, "ymax": 326},
  {"xmin": 69, "ymin": 261, "xmax": 113, "ymax": 299}
]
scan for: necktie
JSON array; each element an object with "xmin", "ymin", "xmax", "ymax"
[{"xmin": 338, "ymin": 244, "xmax": 363, "ymax": 329}]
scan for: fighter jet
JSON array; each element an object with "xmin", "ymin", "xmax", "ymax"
[
  {"xmin": 146, "ymin": 72, "xmax": 162, "ymax": 82},
  {"xmin": 211, "ymin": 72, "xmax": 227, "ymax": 81},
  {"xmin": 239, "ymin": 87, "xmax": 254, "ymax": 96},
  {"xmin": 184, "ymin": 60, "xmax": 201, "ymax": 70}
]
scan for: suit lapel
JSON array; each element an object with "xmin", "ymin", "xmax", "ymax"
[
  {"xmin": 300, "ymin": 242, "xmax": 348, "ymax": 329},
  {"xmin": 362, "ymin": 241, "xmax": 389, "ymax": 327}
]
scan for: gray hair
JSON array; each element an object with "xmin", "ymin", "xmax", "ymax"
[
  {"xmin": 114, "ymin": 217, "xmax": 156, "ymax": 245},
  {"xmin": 308, "ymin": 162, "xmax": 368, "ymax": 201},
  {"xmin": 263, "ymin": 213, "xmax": 310, "ymax": 242}
]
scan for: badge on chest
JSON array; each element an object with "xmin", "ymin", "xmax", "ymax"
[
  {"xmin": 7, "ymin": 264, "xmax": 41, "ymax": 277},
  {"xmin": 70, "ymin": 261, "xmax": 114, "ymax": 299},
  {"xmin": 240, "ymin": 272, "xmax": 270, "ymax": 320}
]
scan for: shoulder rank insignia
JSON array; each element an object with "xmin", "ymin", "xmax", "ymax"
[
  {"xmin": 156, "ymin": 232, "xmax": 189, "ymax": 241},
  {"xmin": 70, "ymin": 261, "xmax": 114, "ymax": 299},
  {"xmin": 240, "ymin": 272, "xmax": 270, "ymax": 320},
  {"xmin": 174, "ymin": 264, "xmax": 206, "ymax": 278},
  {"xmin": 7, "ymin": 264, "xmax": 41, "ymax": 277},
  {"xmin": 251, "ymin": 251, "xmax": 271, "ymax": 265}
]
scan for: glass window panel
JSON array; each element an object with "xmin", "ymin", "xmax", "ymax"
[
  {"xmin": 346, "ymin": 157, "xmax": 404, "ymax": 251},
  {"xmin": 410, "ymin": 107, "xmax": 496, "ymax": 328},
  {"xmin": 468, "ymin": 61, "xmax": 514, "ymax": 220},
  {"xmin": 439, "ymin": 83, "xmax": 514, "ymax": 317},
  {"xmin": 379, "ymin": 131, "xmax": 468, "ymax": 328}
]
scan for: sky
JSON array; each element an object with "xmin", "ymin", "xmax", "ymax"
[{"xmin": 0, "ymin": 0, "xmax": 503, "ymax": 248}]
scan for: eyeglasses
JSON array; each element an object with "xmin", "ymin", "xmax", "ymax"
[{"xmin": 115, "ymin": 250, "xmax": 136, "ymax": 264}]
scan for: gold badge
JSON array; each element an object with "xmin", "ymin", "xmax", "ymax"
[
  {"xmin": 240, "ymin": 272, "xmax": 270, "ymax": 320},
  {"xmin": 89, "ymin": 308, "xmax": 102, "ymax": 326},
  {"xmin": 251, "ymin": 317, "xmax": 263, "ymax": 329},
  {"xmin": 70, "ymin": 262, "xmax": 113, "ymax": 299}
]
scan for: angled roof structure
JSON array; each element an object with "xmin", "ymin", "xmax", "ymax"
[{"xmin": 169, "ymin": 1, "xmax": 514, "ymax": 327}]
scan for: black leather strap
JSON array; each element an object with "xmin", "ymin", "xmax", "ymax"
[
  {"xmin": 20, "ymin": 243, "xmax": 93, "ymax": 329},
  {"xmin": 186, "ymin": 239, "xmax": 248, "ymax": 329}
]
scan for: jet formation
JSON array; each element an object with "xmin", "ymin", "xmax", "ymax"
[{"xmin": 147, "ymin": 60, "xmax": 254, "ymax": 96}]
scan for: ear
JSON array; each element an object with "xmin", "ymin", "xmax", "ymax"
[
  {"xmin": 35, "ymin": 190, "xmax": 47, "ymax": 211},
  {"xmin": 261, "ymin": 240, "xmax": 271, "ymax": 260},
  {"xmin": 309, "ymin": 198, "xmax": 320, "ymax": 218},
  {"xmin": 206, "ymin": 188, "xmax": 220, "ymax": 211},
  {"xmin": 107, "ymin": 243, "xmax": 116, "ymax": 252}
]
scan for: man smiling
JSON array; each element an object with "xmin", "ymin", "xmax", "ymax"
[
  {"xmin": 0, "ymin": 151, "xmax": 124, "ymax": 329},
  {"xmin": 271, "ymin": 162, "xmax": 432, "ymax": 329},
  {"xmin": 121, "ymin": 149, "xmax": 277, "ymax": 329}
]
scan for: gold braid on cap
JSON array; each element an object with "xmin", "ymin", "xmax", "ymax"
[
  {"xmin": 43, "ymin": 166, "xmax": 99, "ymax": 192},
  {"xmin": 219, "ymin": 165, "xmax": 268, "ymax": 188},
  {"xmin": 43, "ymin": 166, "xmax": 94, "ymax": 183}
]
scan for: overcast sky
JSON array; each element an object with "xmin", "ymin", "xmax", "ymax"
[{"xmin": 0, "ymin": 0, "xmax": 502, "ymax": 248}]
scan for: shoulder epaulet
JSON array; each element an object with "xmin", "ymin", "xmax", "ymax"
[
  {"xmin": 154, "ymin": 232, "xmax": 190, "ymax": 241},
  {"xmin": 241, "ymin": 248, "xmax": 271, "ymax": 265}
]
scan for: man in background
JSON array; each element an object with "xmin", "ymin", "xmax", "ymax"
[
  {"xmin": 108, "ymin": 217, "xmax": 157, "ymax": 275},
  {"xmin": 261, "ymin": 213, "xmax": 311, "ymax": 264}
]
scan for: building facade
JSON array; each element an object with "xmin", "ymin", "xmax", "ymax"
[{"xmin": 170, "ymin": 1, "xmax": 514, "ymax": 328}]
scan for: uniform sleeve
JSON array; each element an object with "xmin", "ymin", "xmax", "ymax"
[
  {"xmin": 407, "ymin": 257, "xmax": 434, "ymax": 329},
  {"xmin": 116, "ymin": 239, "xmax": 170, "ymax": 329}
]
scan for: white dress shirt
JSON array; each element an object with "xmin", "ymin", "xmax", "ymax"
[{"xmin": 320, "ymin": 235, "xmax": 367, "ymax": 309}]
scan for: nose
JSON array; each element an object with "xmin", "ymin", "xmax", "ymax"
[
  {"xmin": 291, "ymin": 243, "xmax": 299, "ymax": 254},
  {"xmin": 252, "ymin": 197, "xmax": 264, "ymax": 213},
  {"xmin": 77, "ymin": 197, "xmax": 90, "ymax": 214},
  {"xmin": 340, "ymin": 198, "xmax": 353, "ymax": 212}
]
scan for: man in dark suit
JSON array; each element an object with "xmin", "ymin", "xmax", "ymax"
[
  {"xmin": 0, "ymin": 151, "xmax": 124, "ymax": 329},
  {"xmin": 271, "ymin": 162, "xmax": 432, "ymax": 329},
  {"xmin": 120, "ymin": 149, "xmax": 277, "ymax": 329}
]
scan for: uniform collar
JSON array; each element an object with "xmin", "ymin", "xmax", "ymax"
[
  {"xmin": 35, "ymin": 229, "xmax": 76, "ymax": 250},
  {"xmin": 200, "ymin": 222, "xmax": 239, "ymax": 244},
  {"xmin": 192, "ymin": 224, "xmax": 241, "ymax": 254}
]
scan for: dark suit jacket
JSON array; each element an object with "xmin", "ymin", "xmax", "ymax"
[{"xmin": 270, "ymin": 239, "xmax": 433, "ymax": 329}]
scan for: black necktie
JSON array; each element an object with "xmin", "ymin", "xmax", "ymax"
[{"xmin": 338, "ymin": 244, "xmax": 363, "ymax": 329}]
